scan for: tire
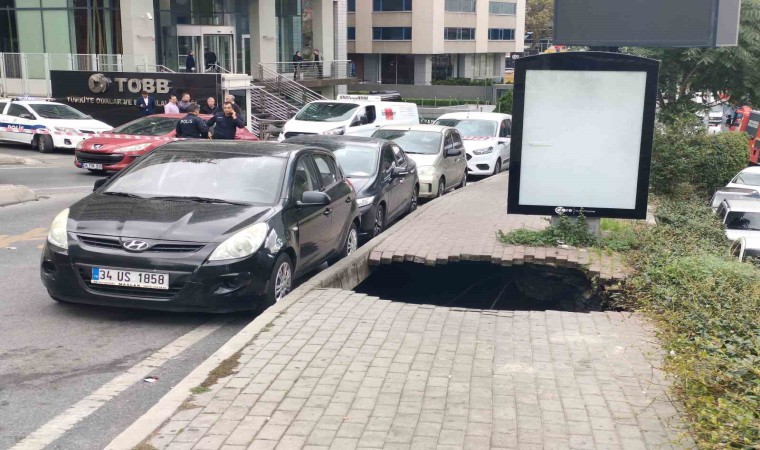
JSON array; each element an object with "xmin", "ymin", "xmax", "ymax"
[
  {"xmin": 372, "ymin": 205, "xmax": 385, "ymax": 238},
  {"xmin": 340, "ymin": 222, "xmax": 359, "ymax": 257},
  {"xmin": 37, "ymin": 135, "xmax": 54, "ymax": 153},
  {"xmin": 459, "ymin": 171, "xmax": 468, "ymax": 189},
  {"xmin": 260, "ymin": 253, "xmax": 293, "ymax": 311},
  {"xmin": 408, "ymin": 186, "xmax": 418, "ymax": 213},
  {"xmin": 504, "ymin": 159, "xmax": 510, "ymax": 171},
  {"xmin": 437, "ymin": 178, "xmax": 446, "ymax": 198},
  {"xmin": 492, "ymin": 159, "xmax": 502, "ymax": 176}
]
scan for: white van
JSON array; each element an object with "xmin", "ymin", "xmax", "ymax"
[{"xmin": 279, "ymin": 96, "xmax": 419, "ymax": 141}]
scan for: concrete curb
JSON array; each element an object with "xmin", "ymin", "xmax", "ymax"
[
  {"xmin": 0, "ymin": 184, "xmax": 38, "ymax": 207},
  {"xmin": 105, "ymin": 187, "xmax": 443, "ymax": 450}
]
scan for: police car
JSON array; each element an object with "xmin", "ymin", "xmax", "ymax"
[{"xmin": 0, "ymin": 97, "xmax": 112, "ymax": 153}]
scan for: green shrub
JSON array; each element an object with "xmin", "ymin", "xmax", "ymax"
[
  {"xmin": 496, "ymin": 90, "xmax": 513, "ymax": 114},
  {"xmin": 405, "ymin": 98, "xmax": 482, "ymax": 107},
  {"xmin": 499, "ymin": 212, "xmax": 599, "ymax": 248},
  {"xmin": 432, "ymin": 78, "xmax": 493, "ymax": 86},
  {"xmin": 651, "ymin": 122, "xmax": 748, "ymax": 197}
]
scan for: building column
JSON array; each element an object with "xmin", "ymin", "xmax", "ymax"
[
  {"xmin": 120, "ymin": 0, "xmax": 156, "ymax": 66},
  {"xmin": 493, "ymin": 53, "xmax": 506, "ymax": 78},
  {"xmin": 312, "ymin": 0, "xmax": 335, "ymax": 78},
  {"xmin": 249, "ymin": 0, "xmax": 277, "ymax": 76},
  {"xmin": 333, "ymin": 0, "xmax": 348, "ymax": 95},
  {"xmin": 414, "ymin": 55, "xmax": 432, "ymax": 85},
  {"xmin": 458, "ymin": 54, "xmax": 474, "ymax": 79}
]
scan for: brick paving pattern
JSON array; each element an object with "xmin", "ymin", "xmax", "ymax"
[
  {"xmin": 369, "ymin": 174, "xmax": 630, "ymax": 281},
  {"xmin": 148, "ymin": 289, "xmax": 693, "ymax": 450}
]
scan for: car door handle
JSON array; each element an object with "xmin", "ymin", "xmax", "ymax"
[
  {"xmin": 323, "ymin": 208, "xmax": 332, "ymax": 216},
  {"xmin": 345, "ymin": 197, "xmax": 352, "ymax": 203}
]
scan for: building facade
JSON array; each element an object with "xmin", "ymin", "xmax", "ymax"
[{"xmin": 347, "ymin": 0, "xmax": 525, "ymax": 85}]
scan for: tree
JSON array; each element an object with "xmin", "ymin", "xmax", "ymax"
[
  {"xmin": 525, "ymin": 0, "xmax": 553, "ymax": 50},
  {"xmin": 625, "ymin": 0, "xmax": 760, "ymax": 118}
]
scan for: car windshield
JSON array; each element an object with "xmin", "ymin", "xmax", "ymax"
[
  {"xmin": 372, "ymin": 130, "xmax": 442, "ymax": 155},
  {"xmin": 295, "ymin": 102, "xmax": 358, "ymax": 122},
  {"xmin": 104, "ymin": 152, "xmax": 286, "ymax": 205},
  {"xmin": 332, "ymin": 145, "xmax": 379, "ymax": 177},
  {"xmin": 711, "ymin": 192, "xmax": 760, "ymax": 208},
  {"xmin": 111, "ymin": 117, "xmax": 179, "ymax": 136},
  {"xmin": 725, "ymin": 211, "xmax": 760, "ymax": 231},
  {"xmin": 434, "ymin": 119, "xmax": 497, "ymax": 137},
  {"xmin": 732, "ymin": 172, "xmax": 760, "ymax": 186},
  {"xmin": 29, "ymin": 103, "xmax": 89, "ymax": 120}
]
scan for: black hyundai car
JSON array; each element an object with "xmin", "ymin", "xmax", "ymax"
[
  {"xmin": 284, "ymin": 135, "xmax": 418, "ymax": 240},
  {"xmin": 40, "ymin": 141, "xmax": 360, "ymax": 312}
]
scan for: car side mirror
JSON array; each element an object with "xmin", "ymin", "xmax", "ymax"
[
  {"xmin": 445, "ymin": 148, "xmax": 461, "ymax": 157},
  {"xmin": 93, "ymin": 178, "xmax": 109, "ymax": 191},
  {"xmin": 297, "ymin": 190, "xmax": 331, "ymax": 206},
  {"xmin": 19, "ymin": 113, "xmax": 35, "ymax": 120},
  {"xmin": 392, "ymin": 166, "xmax": 409, "ymax": 178},
  {"xmin": 351, "ymin": 119, "xmax": 362, "ymax": 127}
]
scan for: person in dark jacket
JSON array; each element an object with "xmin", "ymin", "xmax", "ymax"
[
  {"xmin": 175, "ymin": 104, "xmax": 209, "ymax": 138},
  {"xmin": 292, "ymin": 51, "xmax": 303, "ymax": 81},
  {"xmin": 312, "ymin": 48, "xmax": 322, "ymax": 79},
  {"xmin": 204, "ymin": 47, "xmax": 217, "ymax": 71},
  {"xmin": 224, "ymin": 94, "xmax": 242, "ymax": 117},
  {"xmin": 200, "ymin": 97, "xmax": 220, "ymax": 115},
  {"xmin": 206, "ymin": 102, "xmax": 244, "ymax": 140},
  {"xmin": 185, "ymin": 50, "xmax": 196, "ymax": 72},
  {"xmin": 136, "ymin": 90, "xmax": 155, "ymax": 116},
  {"xmin": 178, "ymin": 93, "xmax": 192, "ymax": 113}
]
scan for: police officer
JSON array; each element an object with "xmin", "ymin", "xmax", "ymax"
[
  {"xmin": 206, "ymin": 102, "xmax": 245, "ymax": 140},
  {"xmin": 175, "ymin": 103, "xmax": 209, "ymax": 139}
]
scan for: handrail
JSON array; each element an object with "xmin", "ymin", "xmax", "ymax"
[
  {"xmin": 137, "ymin": 64, "xmax": 175, "ymax": 73},
  {"xmin": 257, "ymin": 64, "xmax": 324, "ymax": 107}
]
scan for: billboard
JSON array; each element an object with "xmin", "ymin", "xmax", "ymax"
[
  {"xmin": 50, "ymin": 71, "xmax": 222, "ymax": 127},
  {"xmin": 507, "ymin": 52, "xmax": 659, "ymax": 219},
  {"xmin": 553, "ymin": 0, "xmax": 741, "ymax": 47}
]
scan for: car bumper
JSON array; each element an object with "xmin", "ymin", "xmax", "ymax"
[
  {"xmin": 74, "ymin": 152, "xmax": 136, "ymax": 172},
  {"xmin": 40, "ymin": 241, "xmax": 277, "ymax": 312},
  {"xmin": 53, "ymin": 135, "xmax": 91, "ymax": 149},
  {"xmin": 357, "ymin": 204, "xmax": 376, "ymax": 239},
  {"xmin": 417, "ymin": 175, "xmax": 440, "ymax": 198},
  {"xmin": 466, "ymin": 153, "xmax": 498, "ymax": 175}
]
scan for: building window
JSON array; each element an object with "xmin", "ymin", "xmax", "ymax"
[
  {"xmin": 445, "ymin": 0, "xmax": 476, "ymax": 13},
  {"xmin": 373, "ymin": 0, "xmax": 412, "ymax": 12},
  {"xmin": 432, "ymin": 54, "xmax": 455, "ymax": 81},
  {"xmin": 348, "ymin": 0, "xmax": 356, "ymax": 12},
  {"xmin": 489, "ymin": 1, "xmax": 516, "ymax": 14},
  {"xmin": 444, "ymin": 28, "xmax": 476, "ymax": 40},
  {"xmin": 372, "ymin": 27, "xmax": 412, "ymax": 40},
  {"xmin": 381, "ymin": 54, "xmax": 415, "ymax": 84},
  {"xmin": 348, "ymin": 27, "xmax": 356, "ymax": 40},
  {"xmin": 488, "ymin": 28, "xmax": 515, "ymax": 40}
]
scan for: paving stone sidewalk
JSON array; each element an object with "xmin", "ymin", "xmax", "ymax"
[
  {"xmin": 369, "ymin": 174, "xmax": 629, "ymax": 281},
  {"xmin": 148, "ymin": 289, "xmax": 693, "ymax": 450}
]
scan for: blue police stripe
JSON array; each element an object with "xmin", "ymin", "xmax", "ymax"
[{"xmin": 0, "ymin": 121, "xmax": 48, "ymax": 132}]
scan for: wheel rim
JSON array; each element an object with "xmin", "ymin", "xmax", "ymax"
[
  {"xmin": 410, "ymin": 189, "xmax": 418, "ymax": 212},
  {"xmin": 438, "ymin": 181, "xmax": 444, "ymax": 197},
  {"xmin": 494, "ymin": 161, "xmax": 501, "ymax": 174},
  {"xmin": 39, "ymin": 137, "xmax": 46, "ymax": 151},
  {"xmin": 462, "ymin": 173, "xmax": 467, "ymax": 187},
  {"xmin": 274, "ymin": 262, "xmax": 292, "ymax": 302},
  {"xmin": 374, "ymin": 208, "xmax": 384, "ymax": 236},
  {"xmin": 346, "ymin": 228, "xmax": 358, "ymax": 254}
]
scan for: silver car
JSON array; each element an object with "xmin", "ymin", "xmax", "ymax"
[{"xmin": 372, "ymin": 124, "xmax": 468, "ymax": 198}]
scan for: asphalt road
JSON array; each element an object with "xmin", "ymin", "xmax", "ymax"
[{"xmin": 0, "ymin": 143, "xmax": 252, "ymax": 450}]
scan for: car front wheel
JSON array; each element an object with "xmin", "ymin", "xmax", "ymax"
[
  {"xmin": 261, "ymin": 253, "xmax": 293, "ymax": 311},
  {"xmin": 492, "ymin": 159, "xmax": 502, "ymax": 176},
  {"xmin": 342, "ymin": 222, "xmax": 359, "ymax": 257},
  {"xmin": 37, "ymin": 135, "xmax": 54, "ymax": 153}
]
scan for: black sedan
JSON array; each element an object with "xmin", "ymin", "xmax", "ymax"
[
  {"xmin": 40, "ymin": 141, "xmax": 360, "ymax": 312},
  {"xmin": 284, "ymin": 135, "xmax": 418, "ymax": 240}
]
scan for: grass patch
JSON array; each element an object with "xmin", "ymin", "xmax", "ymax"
[
  {"xmin": 132, "ymin": 444, "xmax": 158, "ymax": 450},
  {"xmin": 197, "ymin": 350, "xmax": 243, "ymax": 390},
  {"xmin": 190, "ymin": 386, "xmax": 210, "ymax": 395}
]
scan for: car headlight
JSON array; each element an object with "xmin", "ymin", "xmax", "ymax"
[
  {"xmin": 356, "ymin": 196, "xmax": 374, "ymax": 208},
  {"xmin": 48, "ymin": 208, "xmax": 70, "ymax": 249},
  {"xmin": 118, "ymin": 143, "xmax": 152, "ymax": 154},
  {"xmin": 55, "ymin": 127, "xmax": 77, "ymax": 133},
  {"xmin": 473, "ymin": 147, "xmax": 494, "ymax": 155},
  {"xmin": 417, "ymin": 166, "xmax": 436, "ymax": 177},
  {"xmin": 323, "ymin": 126, "xmax": 346, "ymax": 136},
  {"xmin": 76, "ymin": 140, "xmax": 85, "ymax": 150},
  {"xmin": 209, "ymin": 223, "xmax": 269, "ymax": 261}
]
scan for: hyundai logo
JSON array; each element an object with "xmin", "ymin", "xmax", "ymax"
[{"xmin": 123, "ymin": 240, "xmax": 149, "ymax": 252}]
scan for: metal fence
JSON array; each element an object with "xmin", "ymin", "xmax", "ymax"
[{"xmin": 259, "ymin": 60, "xmax": 355, "ymax": 82}]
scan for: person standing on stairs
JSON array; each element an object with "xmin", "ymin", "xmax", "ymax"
[{"xmin": 292, "ymin": 51, "xmax": 303, "ymax": 81}]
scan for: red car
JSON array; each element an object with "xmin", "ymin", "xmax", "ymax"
[{"xmin": 75, "ymin": 114, "xmax": 258, "ymax": 173}]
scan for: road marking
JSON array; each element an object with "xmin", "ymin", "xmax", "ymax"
[
  {"xmin": 0, "ymin": 228, "xmax": 48, "ymax": 247},
  {"xmin": 11, "ymin": 320, "xmax": 230, "ymax": 450}
]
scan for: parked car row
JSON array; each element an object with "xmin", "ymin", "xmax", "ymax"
[{"xmin": 713, "ymin": 166, "xmax": 760, "ymax": 262}]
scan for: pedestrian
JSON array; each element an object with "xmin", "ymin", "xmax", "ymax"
[
  {"xmin": 292, "ymin": 51, "xmax": 303, "ymax": 81},
  {"xmin": 200, "ymin": 97, "xmax": 220, "ymax": 115},
  {"xmin": 204, "ymin": 47, "xmax": 217, "ymax": 72},
  {"xmin": 185, "ymin": 49, "xmax": 196, "ymax": 73},
  {"xmin": 136, "ymin": 90, "xmax": 155, "ymax": 116},
  {"xmin": 164, "ymin": 94, "xmax": 180, "ymax": 114},
  {"xmin": 224, "ymin": 94, "xmax": 242, "ymax": 117},
  {"xmin": 206, "ymin": 102, "xmax": 245, "ymax": 140},
  {"xmin": 178, "ymin": 93, "xmax": 192, "ymax": 113},
  {"xmin": 312, "ymin": 49, "xmax": 322, "ymax": 79},
  {"xmin": 175, "ymin": 103, "xmax": 210, "ymax": 139}
]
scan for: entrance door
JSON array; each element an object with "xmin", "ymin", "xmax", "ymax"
[{"xmin": 176, "ymin": 25, "xmax": 236, "ymax": 74}]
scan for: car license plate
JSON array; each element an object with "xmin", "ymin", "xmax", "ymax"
[
  {"xmin": 82, "ymin": 163, "xmax": 103, "ymax": 170},
  {"xmin": 91, "ymin": 267, "xmax": 169, "ymax": 290}
]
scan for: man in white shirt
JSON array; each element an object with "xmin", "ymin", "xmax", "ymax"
[{"xmin": 164, "ymin": 95, "xmax": 180, "ymax": 114}]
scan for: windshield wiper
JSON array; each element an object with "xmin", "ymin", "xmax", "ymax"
[
  {"xmin": 102, "ymin": 191, "xmax": 146, "ymax": 199},
  {"xmin": 150, "ymin": 196, "xmax": 250, "ymax": 206}
]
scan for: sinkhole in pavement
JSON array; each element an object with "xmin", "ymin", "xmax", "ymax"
[{"xmin": 354, "ymin": 262, "xmax": 609, "ymax": 312}]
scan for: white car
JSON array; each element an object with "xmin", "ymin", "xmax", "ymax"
[
  {"xmin": 0, "ymin": 98, "xmax": 112, "ymax": 153},
  {"xmin": 716, "ymin": 199, "xmax": 760, "ymax": 262},
  {"xmin": 434, "ymin": 112, "xmax": 511, "ymax": 176},
  {"xmin": 726, "ymin": 166, "xmax": 760, "ymax": 194},
  {"xmin": 372, "ymin": 124, "xmax": 468, "ymax": 198}
]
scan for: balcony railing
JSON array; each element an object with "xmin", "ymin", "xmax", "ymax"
[{"xmin": 258, "ymin": 60, "xmax": 356, "ymax": 82}]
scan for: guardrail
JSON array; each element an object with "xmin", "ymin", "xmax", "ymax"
[{"xmin": 259, "ymin": 60, "xmax": 355, "ymax": 82}]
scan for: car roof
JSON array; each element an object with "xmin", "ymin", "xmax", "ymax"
[
  {"xmin": 738, "ymin": 166, "xmax": 760, "ymax": 175},
  {"xmin": 377, "ymin": 124, "xmax": 452, "ymax": 133},
  {"xmin": 435, "ymin": 112, "xmax": 512, "ymax": 121},
  {"xmin": 715, "ymin": 187, "xmax": 760, "ymax": 194},
  {"xmin": 284, "ymin": 135, "xmax": 384, "ymax": 149},
  {"xmin": 156, "ymin": 140, "xmax": 315, "ymax": 158},
  {"xmin": 724, "ymin": 198, "xmax": 760, "ymax": 212}
]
